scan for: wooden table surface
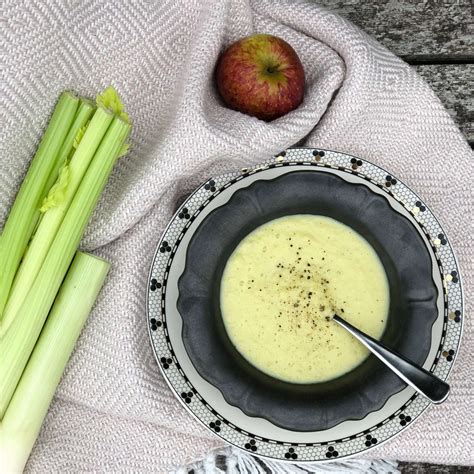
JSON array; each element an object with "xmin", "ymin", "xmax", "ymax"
[{"xmin": 318, "ymin": 0, "xmax": 473, "ymax": 147}]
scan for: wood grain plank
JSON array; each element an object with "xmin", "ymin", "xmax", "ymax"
[
  {"xmin": 317, "ymin": 0, "xmax": 474, "ymax": 59},
  {"xmin": 399, "ymin": 461, "xmax": 473, "ymax": 473},
  {"xmin": 415, "ymin": 64, "xmax": 473, "ymax": 145}
]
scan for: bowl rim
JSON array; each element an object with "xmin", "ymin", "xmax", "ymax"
[{"xmin": 146, "ymin": 147, "xmax": 464, "ymax": 462}]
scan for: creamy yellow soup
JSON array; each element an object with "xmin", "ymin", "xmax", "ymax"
[{"xmin": 220, "ymin": 215, "xmax": 389, "ymax": 384}]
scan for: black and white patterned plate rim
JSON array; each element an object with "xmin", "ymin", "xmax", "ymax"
[{"xmin": 146, "ymin": 148, "xmax": 464, "ymax": 462}]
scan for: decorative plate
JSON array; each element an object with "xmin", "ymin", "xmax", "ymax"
[{"xmin": 146, "ymin": 148, "xmax": 463, "ymax": 462}]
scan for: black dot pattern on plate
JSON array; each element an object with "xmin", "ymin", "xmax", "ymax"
[
  {"xmin": 284, "ymin": 447, "xmax": 298, "ymax": 460},
  {"xmin": 365, "ymin": 434, "xmax": 378, "ymax": 447},
  {"xmin": 399, "ymin": 414, "xmax": 412, "ymax": 426},
  {"xmin": 312, "ymin": 150, "xmax": 325, "ymax": 161},
  {"xmin": 204, "ymin": 180, "xmax": 216, "ymax": 192},
  {"xmin": 150, "ymin": 318, "xmax": 162, "ymax": 331},
  {"xmin": 150, "ymin": 278, "xmax": 161, "ymax": 291},
  {"xmin": 450, "ymin": 271, "xmax": 459, "ymax": 283},
  {"xmin": 438, "ymin": 233, "xmax": 447, "ymax": 245},
  {"xmin": 414, "ymin": 200, "xmax": 426, "ymax": 212},
  {"xmin": 442, "ymin": 349, "xmax": 455, "ymax": 362},
  {"xmin": 147, "ymin": 148, "xmax": 462, "ymax": 462},
  {"xmin": 449, "ymin": 310, "xmax": 461, "ymax": 323},
  {"xmin": 209, "ymin": 420, "xmax": 222, "ymax": 432},
  {"xmin": 244, "ymin": 439, "xmax": 257, "ymax": 452},
  {"xmin": 159, "ymin": 241, "xmax": 172, "ymax": 253},
  {"xmin": 385, "ymin": 175, "xmax": 397, "ymax": 187},
  {"xmin": 178, "ymin": 208, "xmax": 190, "ymax": 219},
  {"xmin": 350, "ymin": 157, "xmax": 363, "ymax": 170},
  {"xmin": 325, "ymin": 446, "xmax": 339, "ymax": 458},
  {"xmin": 181, "ymin": 391, "xmax": 194, "ymax": 404},
  {"xmin": 160, "ymin": 356, "xmax": 172, "ymax": 369}
]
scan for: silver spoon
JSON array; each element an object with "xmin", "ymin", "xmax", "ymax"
[{"xmin": 333, "ymin": 314, "xmax": 450, "ymax": 404}]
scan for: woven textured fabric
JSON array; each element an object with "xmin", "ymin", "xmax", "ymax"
[{"xmin": 2, "ymin": 0, "xmax": 473, "ymax": 470}]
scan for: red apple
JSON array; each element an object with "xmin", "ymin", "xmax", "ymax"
[{"xmin": 215, "ymin": 34, "xmax": 305, "ymax": 121}]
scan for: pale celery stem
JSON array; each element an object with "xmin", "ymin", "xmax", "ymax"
[{"xmin": 0, "ymin": 252, "xmax": 110, "ymax": 472}]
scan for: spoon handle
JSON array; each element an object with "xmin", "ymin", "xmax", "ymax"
[{"xmin": 333, "ymin": 315, "xmax": 450, "ymax": 404}]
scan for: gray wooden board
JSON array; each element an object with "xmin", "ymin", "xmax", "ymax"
[
  {"xmin": 316, "ymin": 0, "xmax": 473, "ymax": 59},
  {"xmin": 399, "ymin": 462, "xmax": 473, "ymax": 473},
  {"xmin": 415, "ymin": 64, "xmax": 473, "ymax": 145},
  {"xmin": 197, "ymin": 457, "xmax": 473, "ymax": 472},
  {"xmin": 313, "ymin": 0, "xmax": 473, "ymax": 146}
]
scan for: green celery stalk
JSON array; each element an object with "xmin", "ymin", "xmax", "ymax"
[
  {"xmin": 0, "ymin": 252, "xmax": 110, "ymax": 472},
  {"xmin": 0, "ymin": 116, "xmax": 130, "ymax": 418},
  {"xmin": 0, "ymin": 92, "xmax": 79, "ymax": 317},
  {"xmin": 22, "ymin": 100, "xmax": 96, "ymax": 242},
  {"xmin": 43, "ymin": 99, "xmax": 96, "ymax": 198},
  {"xmin": 1, "ymin": 106, "xmax": 113, "ymax": 333}
]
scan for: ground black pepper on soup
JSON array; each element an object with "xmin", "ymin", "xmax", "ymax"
[{"xmin": 220, "ymin": 215, "xmax": 389, "ymax": 384}]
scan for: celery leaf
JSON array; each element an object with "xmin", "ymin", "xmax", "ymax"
[
  {"xmin": 40, "ymin": 163, "xmax": 70, "ymax": 212},
  {"xmin": 96, "ymin": 86, "xmax": 130, "ymax": 123}
]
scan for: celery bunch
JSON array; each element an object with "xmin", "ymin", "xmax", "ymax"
[
  {"xmin": 0, "ymin": 252, "xmax": 110, "ymax": 472},
  {"xmin": 0, "ymin": 87, "xmax": 131, "ymax": 471}
]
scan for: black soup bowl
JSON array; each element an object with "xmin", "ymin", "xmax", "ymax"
[{"xmin": 177, "ymin": 169, "xmax": 438, "ymax": 432}]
